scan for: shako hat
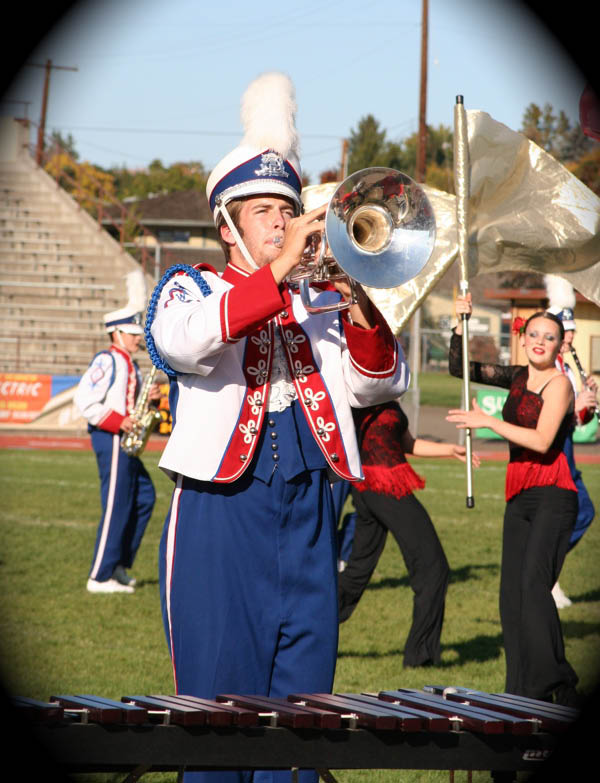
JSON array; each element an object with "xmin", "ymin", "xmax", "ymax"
[
  {"xmin": 206, "ymin": 72, "xmax": 303, "ymax": 221},
  {"xmin": 544, "ymin": 274, "xmax": 577, "ymax": 331},
  {"xmin": 104, "ymin": 270, "xmax": 147, "ymax": 334}
]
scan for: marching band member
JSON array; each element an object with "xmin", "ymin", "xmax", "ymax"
[
  {"xmin": 147, "ymin": 72, "xmax": 409, "ymax": 783},
  {"xmin": 545, "ymin": 277, "xmax": 597, "ymax": 608},
  {"xmin": 74, "ymin": 272, "xmax": 157, "ymax": 594}
]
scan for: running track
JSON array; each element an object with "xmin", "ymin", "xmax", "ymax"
[{"xmin": 1, "ymin": 434, "xmax": 599, "ymax": 463}]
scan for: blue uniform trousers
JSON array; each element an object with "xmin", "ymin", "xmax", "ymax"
[
  {"xmin": 331, "ymin": 480, "xmax": 356, "ymax": 563},
  {"xmin": 563, "ymin": 434, "xmax": 595, "ymax": 550},
  {"xmin": 159, "ymin": 405, "xmax": 339, "ymax": 783},
  {"xmin": 89, "ymin": 428, "xmax": 155, "ymax": 582}
]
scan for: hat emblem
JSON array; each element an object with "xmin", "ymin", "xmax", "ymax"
[
  {"xmin": 558, "ymin": 308, "xmax": 574, "ymax": 321},
  {"xmin": 254, "ymin": 151, "xmax": 289, "ymax": 179}
]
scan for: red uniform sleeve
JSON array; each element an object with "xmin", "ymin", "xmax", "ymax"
[
  {"xmin": 219, "ymin": 265, "xmax": 287, "ymax": 342},
  {"xmin": 341, "ymin": 304, "xmax": 398, "ymax": 378},
  {"xmin": 98, "ymin": 410, "xmax": 126, "ymax": 434}
]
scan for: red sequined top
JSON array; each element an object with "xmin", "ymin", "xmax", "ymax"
[
  {"xmin": 353, "ymin": 402, "xmax": 425, "ymax": 499},
  {"xmin": 449, "ymin": 331, "xmax": 576, "ymax": 501}
]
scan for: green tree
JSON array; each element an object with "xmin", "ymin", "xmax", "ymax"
[
  {"xmin": 399, "ymin": 125, "xmax": 453, "ymax": 185},
  {"xmin": 345, "ymin": 115, "xmax": 454, "ymax": 190},
  {"xmin": 108, "ymin": 159, "xmax": 207, "ymax": 200},
  {"xmin": 567, "ymin": 146, "xmax": 600, "ymax": 196},
  {"xmin": 48, "ymin": 130, "xmax": 79, "ymax": 161},
  {"xmin": 521, "ymin": 102, "xmax": 595, "ymax": 162},
  {"xmin": 347, "ymin": 115, "xmax": 392, "ymax": 174},
  {"xmin": 44, "ymin": 152, "xmax": 115, "ymax": 216}
]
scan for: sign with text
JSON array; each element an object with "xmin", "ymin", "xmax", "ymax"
[
  {"xmin": 475, "ymin": 388, "xmax": 598, "ymax": 443},
  {"xmin": 0, "ymin": 373, "xmax": 53, "ymax": 424},
  {"xmin": 476, "ymin": 388, "xmax": 507, "ymax": 440}
]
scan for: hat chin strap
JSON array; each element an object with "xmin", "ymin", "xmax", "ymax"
[
  {"xmin": 217, "ymin": 202, "xmax": 260, "ymax": 272},
  {"xmin": 113, "ymin": 330, "xmax": 134, "ymax": 354}
]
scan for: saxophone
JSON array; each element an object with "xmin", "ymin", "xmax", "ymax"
[
  {"xmin": 569, "ymin": 346, "xmax": 600, "ymax": 422},
  {"xmin": 121, "ymin": 366, "xmax": 163, "ymax": 456}
]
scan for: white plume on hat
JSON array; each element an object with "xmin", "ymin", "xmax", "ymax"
[
  {"xmin": 103, "ymin": 269, "xmax": 148, "ymax": 334},
  {"xmin": 205, "ymin": 71, "xmax": 303, "ymax": 220},
  {"xmin": 240, "ymin": 71, "xmax": 300, "ymax": 161},
  {"xmin": 544, "ymin": 274, "xmax": 576, "ymax": 310},
  {"xmin": 544, "ymin": 274, "xmax": 577, "ymax": 330}
]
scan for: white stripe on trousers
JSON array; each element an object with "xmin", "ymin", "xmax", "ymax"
[
  {"xmin": 90, "ymin": 434, "xmax": 121, "ymax": 580},
  {"xmin": 165, "ymin": 474, "xmax": 183, "ymax": 688}
]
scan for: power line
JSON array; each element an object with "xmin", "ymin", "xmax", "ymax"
[
  {"xmin": 50, "ymin": 125, "xmax": 342, "ymax": 140},
  {"xmin": 27, "ymin": 60, "xmax": 78, "ymax": 163}
]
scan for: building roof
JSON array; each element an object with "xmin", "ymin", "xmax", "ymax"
[
  {"xmin": 162, "ymin": 247, "xmax": 226, "ymax": 274},
  {"xmin": 483, "ymin": 288, "xmax": 594, "ymax": 307},
  {"xmin": 103, "ymin": 189, "xmax": 213, "ymax": 227}
]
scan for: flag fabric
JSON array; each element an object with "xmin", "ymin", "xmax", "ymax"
[{"xmin": 366, "ymin": 110, "xmax": 600, "ymax": 331}]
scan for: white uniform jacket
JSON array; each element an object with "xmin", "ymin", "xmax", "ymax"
[
  {"xmin": 150, "ymin": 261, "xmax": 410, "ymax": 483},
  {"xmin": 74, "ymin": 345, "xmax": 140, "ymax": 433}
]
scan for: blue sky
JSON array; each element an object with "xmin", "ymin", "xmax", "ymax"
[{"xmin": 2, "ymin": 0, "xmax": 588, "ymax": 184}]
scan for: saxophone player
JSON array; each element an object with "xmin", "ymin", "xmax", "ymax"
[
  {"xmin": 75, "ymin": 272, "xmax": 159, "ymax": 594},
  {"xmin": 546, "ymin": 302, "xmax": 597, "ymax": 608}
]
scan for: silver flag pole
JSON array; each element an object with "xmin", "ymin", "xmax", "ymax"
[{"xmin": 454, "ymin": 95, "xmax": 474, "ymax": 508}]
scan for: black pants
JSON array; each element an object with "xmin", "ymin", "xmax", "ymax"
[
  {"xmin": 338, "ymin": 489, "xmax": 449, "ymax": 667},
  {"xmin": 500, "ymin": 486, "xmax": 578, "ymax": 701}
]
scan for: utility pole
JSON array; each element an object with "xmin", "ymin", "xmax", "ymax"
[
  {"xmin": 340, "ymin": 138, "xmax": 349, "ymax": 180},
  {"xmin": 409, "ymin": 0, "xmax": 429, "ymax": 436},
  {"xmin": 28, "ymin": 59, "xmax": 78, "ymax": 164},
  {"xmin": 416, "ymin": 0, "xmax": 428, "ymax": 183}
]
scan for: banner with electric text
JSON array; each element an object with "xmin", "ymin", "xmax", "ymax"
[{"xmin": 0, "ymin": 373, "xmax": 53, "ymax": 424}]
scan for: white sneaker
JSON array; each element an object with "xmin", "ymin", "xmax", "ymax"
[
  {"xmin": 87, "ymin": 577, "xmax": 134, "ymax": 594},
  {"xmin": 112, "ymin": 565, "xmax": 137, "ymax": 587},
  {"xmin": 552, "ymin": 582, "xmax": 572, "ymax": 609}
]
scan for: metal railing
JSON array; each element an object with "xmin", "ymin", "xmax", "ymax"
[{"xmin": 400, "ymin": 328, "xmax": 511, "ymax": 372}]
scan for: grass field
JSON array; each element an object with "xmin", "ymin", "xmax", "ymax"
[
  {"xmin": 1, "ymin": 446, "xmax": 599, "ymax": 782},
  {"xmin": 416, "ymin": 371, "xmax": 467, "ymax": 408}
]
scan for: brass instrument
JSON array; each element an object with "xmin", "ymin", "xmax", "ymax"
[
  {"xmin": 569, "ymin": 345, "xmax": 600, "ymax": 421},
  {"xmin": 293, "ymin": 168, "xmax": 436, "ymax": 314},
  {"xmin": 121, "ymin": 366, "xmax": 162, "ymax": 456}
]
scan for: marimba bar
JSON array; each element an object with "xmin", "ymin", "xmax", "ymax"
[{"xmin": 13, "ymin": 686, "xmax": 579, "ymax": 781}]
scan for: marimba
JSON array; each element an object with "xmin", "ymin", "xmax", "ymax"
[{"xmin": 13, "ymin": 686, "xmax": 580, "ymax": 781}]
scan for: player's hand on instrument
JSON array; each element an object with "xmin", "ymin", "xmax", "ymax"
[
  {"xmin": 270, "ymin": 205, "xmax": 326, "ymax": 283},
  {"xmin": 333, "ymin": 276, "xmax": 354, "ymax": 301},
  {"xmin": 121, "ymin": 416, "xmax": 135, "ymax": 433},
  {"xmin": 333, "ymin": 280, "xmax": 375, "ymax": 328},
  {"xmin": 148, "ymin": 383, "xmax": 162, "ymax": 402},
  {"xmin": 451, "ymin": 444, "xmax": 481, "ymax": 467},
  {"xmin": 447, "ymin": 399, "xmax": 491, "ymax": 431},
  {"xmin": 576, "ymin": 388, "xmax": 598, "ymax": 412}
]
